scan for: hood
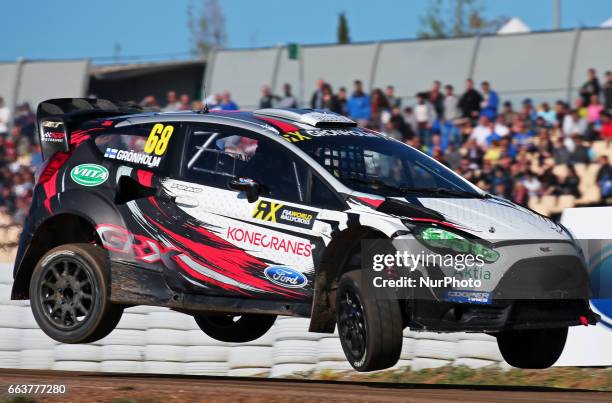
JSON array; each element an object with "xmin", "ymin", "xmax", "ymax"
[{"xmin": 414, "ymin": 196, "xmax": 569, "ymax": 241}]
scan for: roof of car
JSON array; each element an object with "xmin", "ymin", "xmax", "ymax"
[{"xmin": 104, "ymin": 108, "xmax": 357, "ymax": 133}]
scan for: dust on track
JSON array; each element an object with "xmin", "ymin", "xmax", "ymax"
[{"xmin": 0, "ymin": 369, "xmax": 610, "ymax": 403}]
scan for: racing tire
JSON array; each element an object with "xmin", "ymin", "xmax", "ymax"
[
  {"xmin": 336, "ymin": 270, "xmax": 403, "ymax": 371},
  {"xmin": 496, "ymin": 327, "xmax": 568, "ymax": 369},
  {"xmin": 29, "ymin": 244, "xmax": 123, "ymax": 344},
  {"xmin": 193, "ymin": 313, "xmax": 276, "ymax": 343}
]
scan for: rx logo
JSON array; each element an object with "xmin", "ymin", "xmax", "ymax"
[
  {"xmin": 252, "ymin": 200, "xmax": 283, "ymax": 222},
  {"xmin": 282, "ymin": 131, "xmax": 311, "ymax": 143}
]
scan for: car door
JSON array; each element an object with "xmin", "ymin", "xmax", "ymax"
[{"xmin": 159, "ymin": 123, "xmax": 324, "ymax": 300}]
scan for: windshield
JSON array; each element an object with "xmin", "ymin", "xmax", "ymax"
[{"xmin": 294, "ymin": 132, "xmax": 482, "ymax": 197}]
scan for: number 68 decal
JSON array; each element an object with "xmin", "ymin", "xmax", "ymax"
[{"xmin": 145, "ymin": 124, "xmax": 174, "ymax": 156}]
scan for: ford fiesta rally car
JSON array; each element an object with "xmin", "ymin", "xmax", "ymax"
[{"xmin": 12, "ymin": 98, "xmax": 598, "ymax": 371}]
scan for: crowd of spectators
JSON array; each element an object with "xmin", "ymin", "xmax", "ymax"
[
  {"xmin": 257, "ymin": 69, "xmax": 612, "ymax": 210},
  {"xmin": 1, "ymin": 69, "xmax": 612, "ymax": 225},
  {"xmin": 0, "ymin": 97, "xmax": 38, "ymax": 225}
]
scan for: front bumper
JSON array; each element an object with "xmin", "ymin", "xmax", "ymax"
[{"xmin": 408, "ymin": 299, "xmax": 600, "ymax": 332}]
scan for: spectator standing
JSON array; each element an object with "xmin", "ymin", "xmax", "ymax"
[
  {"xmin": 579, "ymin": 68, "xmax": 600, "ymax": 106},
  {"xmin": 310, "ymin": 79, "xmax": 325, "ymax": 109},
  {"xmin": 140, "ymin": 95, "xmax": 161, "ymax": 111},
  {"xmin": 603, "ymin": 71, "xmax": 612, "ymax": 112},
  {"xmin": 178, "ymin": 94, "xmax": 191, "ymax": 111},
  {"xmin": 413, "ymin": 92, "xmax": 436, "ymax": 143},
  {"xmin": 346, "ymin": 80, "xmax": 371, "ymax": 126},
  {"xmin": 370, "ymin": 88, "xmax": 390, "ymax": 129},
  {"xmin": 442, "ymin": 85, "xmax": 458, "ymax": 122},
  {"xmin": 385, "ymin": 85, "xmax": 401, "ymax": 108},
  {"xmin": 402, "ymin": 106, "xmax": 417, "ymax": 136},
  {"xmin": 321, "ymin": 84, "xmax": 341, "ymax": 114},
  {"xmin": 336, "ymin": 87, "xmax": 348, "ymax": 115},
  {"xmin": 278, "ymin": 83, "xmax": 298, "ymax": 108},
  {"xmin": 427, "ymin": 80, "xmax": 444, "ymax": 120},
  {"xmin": 0, "ymin": 97, "xmax": 11, "ymax": 138},
  {"xmin": 163, "ymin": 91, "xmax": 181, "ymax": 111},
  {"xmin": 259, "ymin": 85, "xmax": 278, "ymax": 109},
  {"xmin": 458, "ymin": 78, "xmax": 483, "ymax": 120},
  {"xmin": 587, "ymin": 94, "xmax": 604, "ymax": 124},
  {"xmin": 480, "ymin": 81, "xmax": 499, "ymax": 120},
  {"xmin": 219, "ymin": 91, "xmax": 239, "ymax": 110}
]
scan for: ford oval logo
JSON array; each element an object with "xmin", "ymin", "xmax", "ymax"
[{"xmin": 264, "ymin": 266, "xmax": 307, "ymax": 288}]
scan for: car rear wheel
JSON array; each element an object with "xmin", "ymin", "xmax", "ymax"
[
  {"xmin": 336, "ymin": 270, "xmax": 403, "ymax": 371},
  {"xmin": 30, "ymin": 244, "xmax": 123, "ymax": 344},
  {"xmin": 497, "ymin": 327, "xmax": 568, "ymax": 369},
  {"xmin": 193, "ymin": 314, "xmax": 276, "ymax": 343}
]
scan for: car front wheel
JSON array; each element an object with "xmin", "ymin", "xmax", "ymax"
[
  {"xmin": 29, "ymin": 244, "xmax": 123, "ymax": 344},
  {"xmin": 336, "ymin": 270, "xmax": 403, "ymax": 371},
  {"xmin": 496, "ymin": 327, "xmax": 568, "ymax": 369}
]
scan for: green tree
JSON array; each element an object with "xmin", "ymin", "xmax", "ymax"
[
  {"xmin": 418, "ymin": 0, "xmax": 506, "ymax": 38},
  {"xmin": 337, "ymin": 12, "xmax": 351, "ymax": 44},
  {"xmin": 188, "ymin": 0, "xmax": 228, "ymax": 56}
]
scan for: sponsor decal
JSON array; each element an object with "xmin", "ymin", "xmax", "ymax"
[
  {"xmin": 264, "ymin": 266, "xmax": 308, "ymax": 288},
  {"xmin": 42, "ymin": 121, "xmax": 63, "ymax": 128},
  {"xmin": 104, "ymin": 148, "xmax": 118, "ymax": 158},
  {"xmin": 445, "ymin": 290, "xmax": 492, "ymax": 305},
  {"xmin": 104, "ymin": 147, "xmax": 161, "ymax": 168},
  {"xmin": 226, "ymin": 227, "xmax": 314, "ymax": 257},
  {"xmin": 454, "ymin": 267, "xmax": 491, "ymax": 280},
  {"xmin": 144, "ymin": 123, "xmax": 174, "ymax": 156},
  {"xmin": 282, "ymin": 131, "xmax": 311, "ymax": 143},
  {"xmin": 70, "ymin": 164, "xmax": 109, "ymax": 187},
  {"xmin": 96, "ymin": 221, "xmax": 305, "ymax": 298},
  {"xmin": 171, "ymin": 182, "xmax": 203, "ymax": 193},
  {"xmin": 252, "ymin": 200, "xmax": 317, "ymax": 229},
  {"xmin": 97, "ymin": 224, "xmax": 168, "ymax": 263},
  {"xmin": 41, "ymin": 131, "xmax": 66, "ymax": 143},
  {"xmin": 303, "ymin": 128, "xmax": 376, "ymax": 138}
]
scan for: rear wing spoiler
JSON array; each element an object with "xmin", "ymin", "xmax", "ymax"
[{"xmin": 37, "ymin": 98, "xmax": 142, "ymax": 159}]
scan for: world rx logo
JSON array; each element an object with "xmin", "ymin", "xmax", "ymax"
[
  {"xmin": 252, "ymin": 200, "xmax": 282, "ymax": 222},
  {"xmin": 282, "ymin": 131, "xmax": 310, "ymax": 143},
  {"xmin": 104, "ymin": 148, "xmax": 118, "ymax": 159}
]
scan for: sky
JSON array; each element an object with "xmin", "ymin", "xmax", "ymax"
[{"xmin": 1, "ymin": 0, "xmax": 611, "ymax": 62}]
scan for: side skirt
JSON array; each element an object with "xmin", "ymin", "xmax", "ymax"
[{"xmin": 110, "ymin": 262, "xmax": 312, "ymax": 317}]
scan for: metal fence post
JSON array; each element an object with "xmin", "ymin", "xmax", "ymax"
[{"xmin": 566, "ymin": 27, "xmax": 582, "ymax": 103}]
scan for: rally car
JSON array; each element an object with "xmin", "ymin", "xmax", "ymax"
[{"xmin": 12, "ymin": 98, "xmax": 597, "ymax": 371}]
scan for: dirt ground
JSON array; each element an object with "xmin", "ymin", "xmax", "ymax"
[{"xmin": 0, "ymin": 369, "xmax": 610, "ymax": 403}]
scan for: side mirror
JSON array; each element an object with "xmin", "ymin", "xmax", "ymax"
[{"xmin": 228, "ymin": 177, "xmax": 260, "ymax": 203}]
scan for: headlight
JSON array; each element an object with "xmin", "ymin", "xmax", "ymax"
[{"xmin": 415, "ymin": 227, "xmax": 500, "ymax": 263}]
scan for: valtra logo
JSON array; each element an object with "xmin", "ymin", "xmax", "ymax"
[
  {"xmin": 70, "ymin": 164, "xmax": 109, "ymax": 187},
  {"xmin": 264, "ymin": 266, "xmax": 308, "ymax": 288}
]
